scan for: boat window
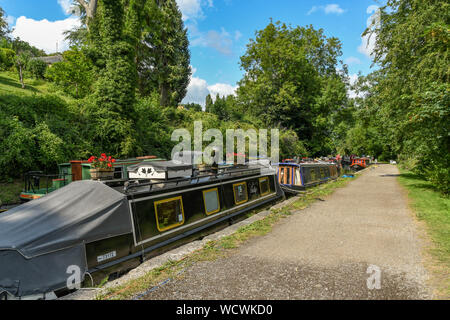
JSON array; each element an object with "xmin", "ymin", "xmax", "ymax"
[
  {"xmin": 259, "ymin": 177, "xmax": 270, "ymax": 196},
  {"xmin": 295, "ymin": 169, "xmax": 302, "ymax": 186},
  {"xmin": 203, "ymin": 188, "xmax": 220, "ymax": 215},
  {"xmin": 286, "ymin": 167, "xmax": 291, "ymax": 184},
  {"xmin": 310, "ymin": 168, "xmax": 316, "ymax": 181},
  {"xmin": 114, "ymin": 166, "xmax": 123, "ymax": 179},
  {"xmin": 279, "ymin": 168, "xmax": 285, "ymax": 184},
  {"xmin": 233, "ymin": 182, "xmax": 248, "ymax": 205},
  {"xmin": 154, "ymin": 196, "xmax": 185, "ymax": 232}
]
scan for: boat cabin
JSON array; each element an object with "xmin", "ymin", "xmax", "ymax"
[
  {"xmin": 350, "ymin": 157, "xmax": 370, "ymax": 170},
  {"xmin": 127, "ymin": 161, "xmax": 193, "ymax": 180},
  {"xmin": 276, "ymin": 162, "xmax": 339, "ymax": 193}
]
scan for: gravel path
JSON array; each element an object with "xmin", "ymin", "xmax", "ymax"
[{"xmin": 143, "ymin": 165, "xmax": 432, "ymax": 300}]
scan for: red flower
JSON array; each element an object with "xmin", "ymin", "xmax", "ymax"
[
  {"xmin": 111, "ymin": 159, "xmax": 116, "ymax": 163},
  {"xmin": 107, "ymin": 163, "xmax": 112, "ymax": 168}
]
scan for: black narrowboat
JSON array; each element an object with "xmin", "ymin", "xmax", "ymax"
[
  {"xmin": 0, "ymin": 161, "xmax": 284, "ymax": 300},
  {"xmin": 276, "ymin": 161, "xmax": 339, "ymax": 194}
]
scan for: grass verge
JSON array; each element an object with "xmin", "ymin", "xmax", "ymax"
[
  {"xmin": 95, "ymin": 175, "xmax": 357, "ymax": 300},
  {"xmin": 397, "ymin": 169, "xmax": 450, "ymax": 298}
]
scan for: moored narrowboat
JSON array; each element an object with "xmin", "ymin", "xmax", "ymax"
[
  {"xmin": 276, "ymin": 161, "xmax": 339, "ymax": 194},
  {"xmin": 350, "ymin": 157, "xmax": 370, "ymax": 171},
  {"xmin": 0, "ymin": 161, "xmax": 284, "ymax": 300}
]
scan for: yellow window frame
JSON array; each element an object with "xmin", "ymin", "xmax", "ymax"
[
  {"xmin": 233, "ymin": 182, "xmax": 248, "ymax": 205},
  {"xmin": 202, "ymin": 188, "xmax": 221, "ymax": 215},
  {"xmin": 259, "ymin": 177, "xmax": 271, "ymax": 196},
  {"xmin": 154, "ymin": 196, "xmax": 185, "ymax": 232}
]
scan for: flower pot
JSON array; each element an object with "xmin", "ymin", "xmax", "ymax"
[{"xmin": 90, "ymin": 168, "xmax": 114, "ymax": 181}]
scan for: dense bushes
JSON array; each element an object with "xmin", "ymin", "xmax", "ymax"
[
  {"xmin": 343, "ymin": 0, "xmax": 450, "ymax": 194},
  {"xmin": 0, "ymin": 47, "xmax": 14, "ymax": 70},
  {"xmin": 27, "ymin": 59, "xmax": 47, "ymax": 79},
  {"xmin": 0, "ymin": 94, "xmax": 83, "ymax": 178},
  {"xmin": 45, "ymin": 49, "xmax": 94, "ymax": 98}
]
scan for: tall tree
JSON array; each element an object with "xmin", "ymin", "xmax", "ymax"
[
  {"xmin": 86, "ymin": 0, "xmax": 146, "ymax": 157},
  {"xmin": 237, "ymin": 21, "xmax": 347, "ymax": 154},
  {"xmin": 361, "ymin": 0, "xmax": 449, "ymax": 192},
  {"xmin": 137, "ymin": 0, "xmax": 191, "ymax": 106},
  {"xmin": 76, "ymin": 0, "xmax": 98, "ymax": 26},
  {"xmin": 205, "ymin": 94, "xmax": 213, "ymax": 113},
  {"xmin": 0, "ymin": 6, "xmax": 9, "ymax": 39}
]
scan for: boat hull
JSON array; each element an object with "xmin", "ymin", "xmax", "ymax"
[{"xmin": 0, "ymin": 166, "xmax": 283, "ymax": 299}]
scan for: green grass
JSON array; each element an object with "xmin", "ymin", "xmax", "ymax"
[
  {"xmin": 0, "ymin": 71, "xmax": 74, "ymax": 103},
  {"xmin": 397, "ymin": 169, "xmax": 450, "ymax": 297},
  {"xmin": 0, "ymin": 71, "xmax": 47, "ymax": 95},
  {"xmin": 95, "ymin": 176, "xmax": 355, "ymax": 300},
  {"xmin": 0, "ymin": 179, "xmax": 23, "ymax": 205}
]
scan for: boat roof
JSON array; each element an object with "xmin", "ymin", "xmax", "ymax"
[
  {"xmin": 127, "ymin": 161, "xmax": 193, "ymax": 172},
  {"xmin": 276, "ymin": 162, "xmax": 337, "ymax": 167}
]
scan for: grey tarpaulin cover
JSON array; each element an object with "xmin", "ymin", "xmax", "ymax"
[{"xmin": 0, "ymin": 180, "xmax": 132, "ymax": 297}]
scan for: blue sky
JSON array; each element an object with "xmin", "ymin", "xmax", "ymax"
[{"xmin": 0, "ymin": 0, "xmax": 382, "ymax": 104}]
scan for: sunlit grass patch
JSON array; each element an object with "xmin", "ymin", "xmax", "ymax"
[{"xmin": 398, "ymin": 169, "xmax": 450, "ymax": 297}]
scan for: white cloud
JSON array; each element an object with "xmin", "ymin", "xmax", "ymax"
[
  {"xmin": 57, "ymin": 0, "xmax": 73, "ymax": 15},
  {"xmin": 324, "ymin": 4, "xmax": 345, "ymax": 14},
  {"xmin": 182, "ymin": 67, "xmax": 237, "ymax": 107},
  {"xmin": 58, "ymin": 0, "xmax": 83, "ymax": 16},
  {"xmin": 234, "ymin": 30, "xmax": 242, "ymax": 41},
  {"xmin": 367, "ymin": 5, "xmax": 379, "ymax": 14},
  {"xmin": 6, "ymin": 15, "xmax": 16, "ymax": 26},
  {"xmin": 208, "ymin": 83, "xmax": 238, "ymax": 100},
  {"xmin": 190, "ymin": 26, "xmax": 235, "ymax": 55},
  {"xmin": 176, "ymin": 0, "xmax": 213, "ymax": 21},
  {"xmin": 12, "ymin": 16, "xmax": 81, "ymax": 53},
  {"xmin": 307, "ymin": 4, "xmax": 346, "ymax": 15},
  {"xmin": 347, "ymin": 74, "xmax": 359, "ymax": 99},
  {"xmin": 345, "ymin": 56, "xmax": 361, "ymax": 65},
  {"xmin": 182, "ymin": 75, "xmax": 211, "ymax": 106},
  {"xmin": 358, "ymin": 5, "xmax": 380, "ymax": 59}
]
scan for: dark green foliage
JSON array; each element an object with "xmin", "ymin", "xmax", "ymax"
[
  {"xmin": 0, "ymin": 6, "xmax": 9, "ymax": 39},
  {"xmin": 10, "ymin": 38, "xmax": 45, "ymax": 57},
  {"xmin": 137, "ymin": 0, "xmax": 191, "ymax": 106},
  {"xmin": 182, "ymin": 103, "xmax": 202, "ymax": 112},
  {"xmin": 344, "ymin": 0, "xmax": 450, "ymax": 193},
  {"xmin": 209, "ymin": 94, "xmax": 230, "ymax": 121},
  {"xmin": 27, "ymin": 59, "xmax": 47, "ymax": 79},
  {"xmin": 205, "ymin": 94, "xmax": 213, "ymax": 113},
  {"xmin": 0, "ymin": 94, "xmax": 85, "ymax": 178},
  {"xmin": 45, "ymin": 48, "xmax": 93, "ymax": 98},
  {"xmin": 87, "ymin": 0, "xmax": 143, "ymax": 157},
  {"xmin": 134, "ymin": 94, "xmax": 176, "ymax": 158},
  {"xmin": 0, "ymin": 47, "xmax": 15, "ymax": 70},
  {"xmin": 237, "ymin": 22, "xmax": 348, "ymax": 155}
]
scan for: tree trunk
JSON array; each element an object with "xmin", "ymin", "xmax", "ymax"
[
  {"xmin": 76, "ymin": 0, "xmax": 98, "ymax": 29},
  {"xmin": 160, "ymin": 83, "xmax": 169, "ymax": 107},
  {"xmin": 19, "ymin": 64, "xmax": 24, "ymax": 89}
]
